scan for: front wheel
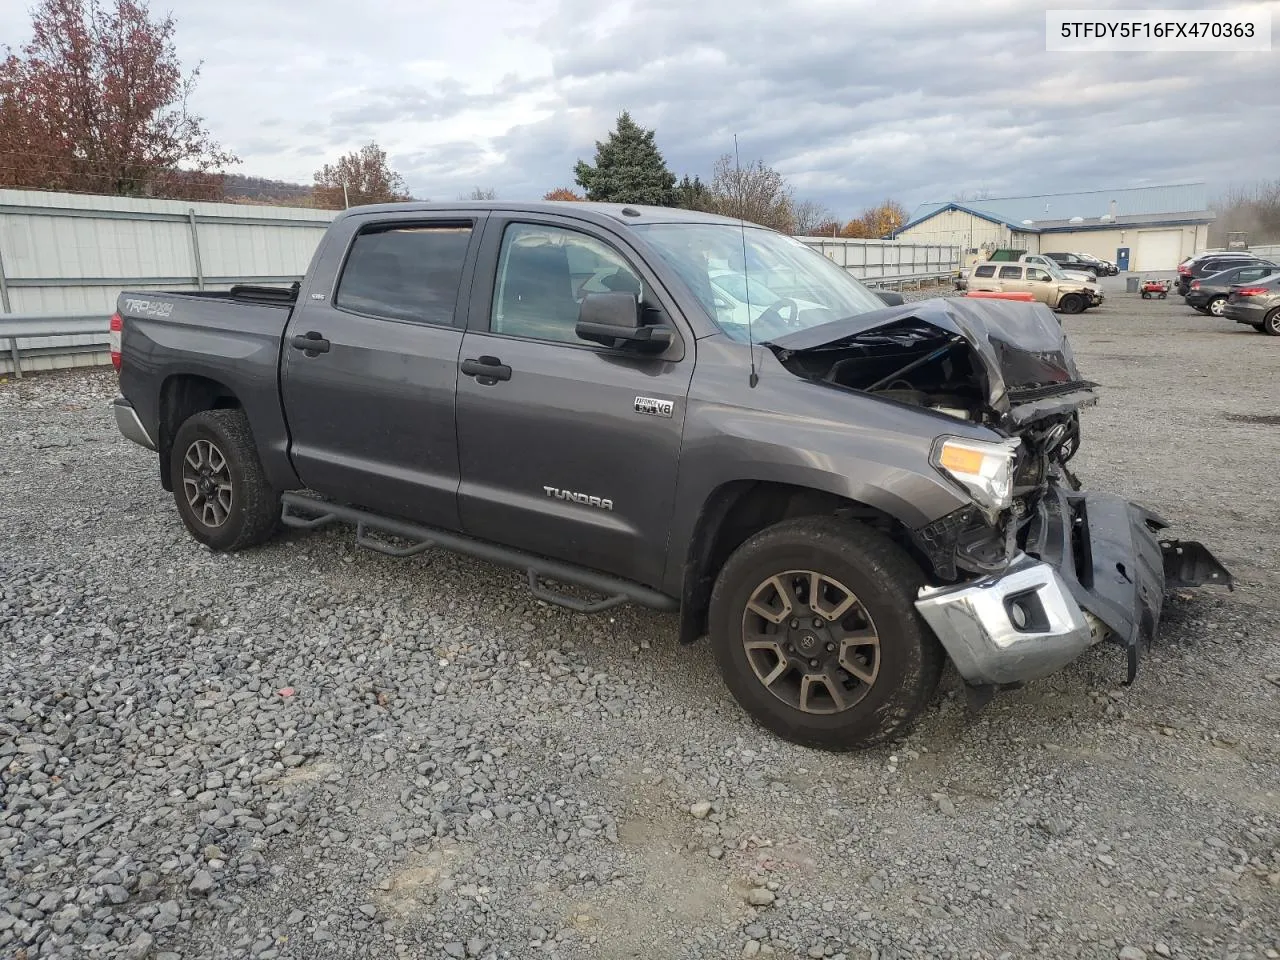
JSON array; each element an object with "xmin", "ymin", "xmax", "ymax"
[
  {"xmin": 1208, "ymin": 296, "xmax": 1227, "ymax": 317},
  {"xmin": 708, "ymin": 517, "xmax": 944, "ymax": 751},
  {"xmin": 170, "ymin": 409, "xmax": 280, "ymax": 551},
  {"xmin": 1058, "ymin": 294, "xmax": 1086, "ymax": 314},
  {"xmin": 1264, "ymin": 309, "xmax": 1280, "ymax": 336}
]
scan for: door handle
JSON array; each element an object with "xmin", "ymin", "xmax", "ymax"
[
  {"xmin": 461, "ymin": 356, "xmax": 511, "ymax": 383},
  {"xmin": 290, "ymin": 332, "xmax": 330, "ymax": 354}
]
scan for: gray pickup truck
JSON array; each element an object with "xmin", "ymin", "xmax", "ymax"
[{"xmin": 110, "ymin": 201, "xmax": 1232, "ymax": 750}]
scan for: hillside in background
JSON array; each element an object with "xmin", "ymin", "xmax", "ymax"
[{"xmin": 221, "ymin": 173, "xmax": 317, "ymax": 205}]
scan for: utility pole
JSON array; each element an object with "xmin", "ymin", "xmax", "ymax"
[{"xmin": 342, "ymin": 182, "xmax": 350, "ymax": 209}]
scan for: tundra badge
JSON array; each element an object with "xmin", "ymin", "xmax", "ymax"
[
  {"xmin": 544, "ymin": 487, "xmax": 613, "ymax": 511},
  {"xmin": 634, "ymin": 396, "xmax": 674, "ymax": 418}
]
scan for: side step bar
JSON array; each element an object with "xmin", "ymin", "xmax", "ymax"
[{"xmin": 279, "ymin": 492, "xmax": 678, "ymax": 615}]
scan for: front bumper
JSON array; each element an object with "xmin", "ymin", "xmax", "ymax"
[
  {"xmin": 111, "ymin": 398, "xmax": 156, "ymax": 451},
  {"xmin": 915, "ymin": 486, "xmax": 1232, "ymax": 687}
]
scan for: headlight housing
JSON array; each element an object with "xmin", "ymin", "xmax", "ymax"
[{"xmin": 931, "ymin": 436, "xmax": 1020, "ymax": 519}]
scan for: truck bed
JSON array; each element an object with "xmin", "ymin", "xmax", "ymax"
[{"xmin": 115, "ymin": 285, "xmax": 302, "ymax": 494}]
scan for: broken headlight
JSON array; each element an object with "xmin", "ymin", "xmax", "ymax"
[{"xmin": 931, "ymin": 436, "xmax": 1021, "ymax": 521}]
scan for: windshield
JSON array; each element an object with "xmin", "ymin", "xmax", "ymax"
[{"xmin": 633, "ymin": 222, "xmax": 887, "ymax": 342}]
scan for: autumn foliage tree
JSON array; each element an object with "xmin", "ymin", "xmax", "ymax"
[
  {"xmin": 543, "ymin": 187, "xmax": 583, "ymax": 201},
  {"xmin": 0, "ymin": 0, "xmax": 236, "ymax": 198},
  {"xmin": 838, "ymin": 199, "xmax": 909, "ymax": 238},
  {"xmin": 313, "ymin": 142, "xmax": 411, "ymax": 209}
]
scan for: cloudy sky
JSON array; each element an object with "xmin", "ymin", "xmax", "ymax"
[{"xmin": 4, "ymin": 0, "xmax": 1278, "ymax": 215}]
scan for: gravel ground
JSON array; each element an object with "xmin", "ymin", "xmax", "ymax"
[{"xmin": 2, "ymin": 289, "xmax": 1278, "ymax": 960}]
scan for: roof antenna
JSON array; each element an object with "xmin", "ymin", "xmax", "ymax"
[{"xmin": 734, "ymin": 134, "xmax": 758, "ymax": 388}]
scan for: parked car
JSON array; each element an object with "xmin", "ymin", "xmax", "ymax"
[
  {"xmin": 1176, "ymin": 252, "xmax": 1271, "ymax": 296},
  {"xmin": 108, "ymin": 200, "xmax": 1231, "ymax": 751},
  {"xmin": 1077, "ymin": 253, "xmax": 1118, "ymax": 276},
  {"xmin": 1185, "ymin": 262, "xmax": 1280, "ymax": 316},
  {"xmin": 1016, "ymin": 253, "xmax": 1096, "ymax": 285},
  {"xmin": 985, "ymin": 248, "xmax": 1032, "ymax": 263},
  {"xmin": 1223, "ymin": 273, "xmax": 1280, "ymax": 335},
  {"xmin": 968, "ymin": 261, "xmax": 1102, "ymax": 312},
  {"xmin": 1042, "ymin": 252, "xmax": 1102, "ymax": 278}
]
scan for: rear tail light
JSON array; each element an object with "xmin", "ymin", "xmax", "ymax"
[
  {"xmin": 1190, "ymin": 281, "xmax": 1200, "ymax": 290},
  {"xmin": 109, "ymin": 312, "xmax": 122, "ymax": 371},
  {"xmin": 1177, "ymin": 265, "xmax": 1192, "ymax": 275},
  {"xmin": 1235, "ymin": 287, "xmax": 1269, "ymax": 297}
]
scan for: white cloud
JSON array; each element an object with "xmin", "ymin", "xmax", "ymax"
[{"xmin": 1, "ymin": 0, "xmax": 1277, "ymax": 211}]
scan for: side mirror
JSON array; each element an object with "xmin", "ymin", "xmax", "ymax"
[
  {"xmin": 575, "ymin": 292, "xmax": 673, "ymax": 352},
  {"xmin": 876, "ymin": 290, "xmax": 905, "ymax": 306}
]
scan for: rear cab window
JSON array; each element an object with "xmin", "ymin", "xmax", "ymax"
[
  {"xmin": 973, "ymin": 265, "xmax": 997, "ymax": 278},
  {"xmin": 335, "ymin": 221, "xmax": 473, "ymax": 325}
]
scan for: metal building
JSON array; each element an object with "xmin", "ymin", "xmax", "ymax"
[{"xmin": 892, "ymin": 183, "xmax": 1216, "ymax": 272}]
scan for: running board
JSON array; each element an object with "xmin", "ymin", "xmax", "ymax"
[{"xmin": 279, "ymin": 492, "xmax": 678, "ymax": 614}]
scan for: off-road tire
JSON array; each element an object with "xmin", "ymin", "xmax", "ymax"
[
  {"xmin": 708, "ymin": 517, "xmax": 944, "ymax": 751},
  {"xmin": 1058, "ymin": 294, "xmax": 1085, "ymax": 315},
  {"xmin": 170, "ymin": 409, "xmax": 279, "ymax": 551},
  {"xmin": 1264, "ymin": 308, "xmax": 1280, "ymax": 336}
]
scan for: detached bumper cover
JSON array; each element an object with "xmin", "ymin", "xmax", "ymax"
[
  {"xmin": 915, "ymin": 486, "xmax": 1232, "ymax": 687},
  {"xmin": 111, "ymin": 398, "xmax": 156, "ymax": 451}
]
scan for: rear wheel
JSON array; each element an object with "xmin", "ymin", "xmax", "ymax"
[
  {"xmin": 1058, "ymin": 294, "xmax": 1085, "ymax": 315},
  {"xmin": 708, "ymin": 517, "xmax": 944, "ymax": 751},
  {"xmin": 1264, "ymin": 308, "xmax": 1280, "ymax": 336},
  {"xmin": 170, "ymin": 409, "xmax": 279, "ymax": 551},
  {"xmin": 1208, "ymin": 296, "xmax": 1227, "ymax": 317}
]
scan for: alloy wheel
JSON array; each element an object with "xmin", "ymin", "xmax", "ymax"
[
  {"xmin": 740, "ymin": 570, "xmax": 880, "ymax": 715},
  {"xmin": 182, "ymin": 439, "xmax": 234, "ymax": 527}
]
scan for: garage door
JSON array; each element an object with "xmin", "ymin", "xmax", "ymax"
[{"xmin": 1134, "ymin": 230, "xmax": 1182, "ymax": 271}]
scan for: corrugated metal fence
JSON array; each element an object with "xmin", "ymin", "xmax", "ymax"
[
  {"xmin": 0, "ymin": 190, "xmax": 959, "ymax": 376},
  {"xmin": 798, "ymin": 236, "xmax": 961, "ymax": 285},
  {"xmin": 0, "ymin": 189, "xmax": 335, "ymax": 375}
]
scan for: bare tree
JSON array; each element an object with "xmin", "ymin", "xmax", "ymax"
[
  {"xmin": 1210, "ymin": 179, "xmax": 1280, "ymax": 246},
  {"xmin": 791, "ymin": 199, "xmax": 831, "ymax": 236},
  {"xmin": 460, "ymin": 186, "xmax": 496, "ymax": 200},
  {"xmin": 708, "ymin": 153, "xmax": 795, "ymax": 233}
]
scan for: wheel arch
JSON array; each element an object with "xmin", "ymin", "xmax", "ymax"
[
  {"xmin": 676, "ymin": 480, "xmax": 925, "ymax": 645},
  {"xmin": 157, "ymin": 374, "xmax": 243, "ymax": 491}
]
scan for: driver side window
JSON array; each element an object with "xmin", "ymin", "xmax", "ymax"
[
  {"xmin": 490, "ymin": 222, "xmax": 644, "ymax": 345},
  {"xmin": 1027, "ymin": 267, "xmax": 1050, "ymax": 282}
]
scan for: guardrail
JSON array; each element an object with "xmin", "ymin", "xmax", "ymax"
[{"xmin": 0, "ymin": 313, "xmax": 109, "ymax": 378}]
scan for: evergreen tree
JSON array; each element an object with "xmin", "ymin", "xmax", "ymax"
[
  {"xmin": 573, "ymin": 111, "xmax": 676, "ymax": 206},
  {"xmin": 673, "ymin": 174, "xmax": 713, "ymax": 211}
]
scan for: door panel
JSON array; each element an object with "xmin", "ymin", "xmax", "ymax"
[
  {"xmin": 454, "ymin": 216, "xmax": 694, "ymax": 587},
  {"xmin": 281, "ymin": 215, "xmax": 483, "ymax": 530}
]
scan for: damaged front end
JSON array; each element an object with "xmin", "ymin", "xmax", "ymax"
[{"xmin": 769, "ymin": 297, "xmax": 1234, "ymax": 688}]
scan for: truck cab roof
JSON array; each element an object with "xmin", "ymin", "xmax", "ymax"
[{"xmin": 333, "ymin": 200, "xmax": 750, "ymax": 229}]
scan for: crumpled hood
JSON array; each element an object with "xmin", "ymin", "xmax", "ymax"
[{"xmin": 768, "ymin": 296, "xmax": 1097, "ymax": 422}]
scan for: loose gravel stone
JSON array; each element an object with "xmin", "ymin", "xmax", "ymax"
[{"xmin": 1, "ymin": 298, "xmax": 1277, "ymax": 960}]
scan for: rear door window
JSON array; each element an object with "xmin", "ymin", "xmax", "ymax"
[
  {"xmin": 335, "ymin": 222, "xmax": 473, "ymax": 325},
  {"xmin": 998, "ymin": 265, "xmax": 1023, "ymax": 280},
  {"xmin": 973, "ymin": 265, "xmax": 997, "ymax": 278}
]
